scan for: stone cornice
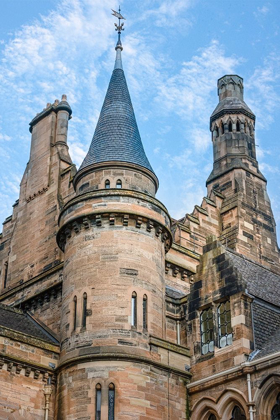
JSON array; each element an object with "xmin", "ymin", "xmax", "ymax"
[
  {"xmin": 149, "ymin": 335, "xmax": 190, "ymax": 357},
  {"xmin": 59, "ymin": 189, "xmax": 170, "ymax": 225},
  {"xmin": 210, "ymin": 108, "xmax": 255, "ymax": 126},
  {"xmin": 57, "ymin": 210, "xmax": 172, "ymax": 253},
  {"xmin": 57, "ymin": 349, "xmax": 192, "ymax": 380},
  {"xmin": 0, "ymin": 326, "xmax": 60, "ymax": 353},
  {"xmin": 0, "ymin": 262, "xmax": 64, "ymax": 301},
  {"xmin": 0, "ymin": 352, "xmax": 57, "ymax": 383}
]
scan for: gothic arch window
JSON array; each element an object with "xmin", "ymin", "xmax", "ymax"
[
  {"xmin": 82, "ymin": 292, "xmax": 87, "ymax": 328},
  {"xmin": 228, "ymin": 121, "xmax": 233, "ymax": 132},
  {"xmin": 105, "ymin": 179, "xmax": 110, "ymax": 189},
  {"xmin": 131, "ymin": 291, "xmax": 137, "ymax": 328},
  {"xmin": 218, "ymin": 300, "xmax": 233, "ymax": 348},
  {"xmin": 200, "ymin": 307, "xmax": 214, "ymax": 355},
  {"xmin": 116, "ymin": 179, "xmax": 122, "ymax": 189},
  {"xmin": 230, "ymin": 405, "xmax": 246, "ymax": 420},
  {"xmin": 208, "ymin": 415, "xmax": 217, "ymax": 420},
  {"xmin": 236, "ymin": 120, "xmax": 241, "ymax": 132},
  {"xmin": 108, "ymin": 383, "xmax": 115, "ymax": 420},
  {"xmin": 95, "ymin": 383, "xmax": 102, "ymax": 420},
  {"xmin": 143, "ymin": 294, "xmax": 148, "ymax": 330},
  {"xmin": 73, "ymin": 296, "xmax": 77, "ymax": 331},
  {"xmin": 272, "ymin": 393, "xmax": 280, "ymax": 419},
  {"xmin": 221, "ymin": 122, "xmax": 224, "ymax": 135}
]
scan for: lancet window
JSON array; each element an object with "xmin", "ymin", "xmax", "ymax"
[
  {"xmin": 271, "ymin": 393, "xmax": 280, "ymax": 419},
  {"xmin": 73, "ymin": 296, "xmax": 77, "ymax": 331},
  {"xmin": 131, "ymin": 291, "xmax": 137, "ymax": 328},
  {"xmin": 143, "ymin": 294, "xmax": 147, "ymax": 330},
  {"xmin": 108, "ymin": 383, "xmax": 115, "ymax": 420},
  {"xmin": 200, "ymin": 307, "xmax": 214, "ymax": 354},
  {"xmin": 218, "ymin": 300, "xmax": 232, "ymax": 348},
  {"xmin": 116, "ymin": 179, "xmax": 122, "ymax": 189},
  {"xmin": 82, "ymin": 292, "xmax": 87, "ymax": 328},
  {"xmin": 3, "ymin": 261, "xmax": 8, "ymax": 289},
  {"xmin": 95, "ymin": 383, "xmax": 101, "ymax": 420},
  {"xmin": 230, "ymin": 406, "xmax": 246, "ymax": 420},
  {"xmin": 105, "ymin": 179, "xmax": 110, "ymax": 189},
  {"xmin": 208, "ymin": 415, "xmax": 216, "ymax": 420}
]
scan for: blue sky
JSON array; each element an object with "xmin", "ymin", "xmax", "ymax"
[{"xmin": 0, "ymin": 0, "xmax": 280, "ymax": 239}]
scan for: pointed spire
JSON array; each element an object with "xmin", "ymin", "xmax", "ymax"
[{"xmin": 79, "ymin": 9, "xmax": 155, "ymax": 176}]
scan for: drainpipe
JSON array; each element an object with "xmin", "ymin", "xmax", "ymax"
[
  {"xmin": 247, "ymin": 373, "xmax": 254, "ymax": 420},
  {"xmin": 44, "ymin": 377, "xmax": 52, "ymax": 420}
]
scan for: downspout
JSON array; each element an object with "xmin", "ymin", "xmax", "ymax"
[
  {"xmin": 44, "ymin": 377, "xmax": 53, "ymax": 420},
  {"xmin": 247, "ymin": 373, "xmax": 254, "ymax": 420}
]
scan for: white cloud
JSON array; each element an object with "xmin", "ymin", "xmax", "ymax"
[
  {"xmin": 247, "ymin": 54, "xmax": 280, "ymax": 130},
  {"xmin": 155, "ymin": 40, "xmax": 242, "ymax": 124},
  {"xmin": 142, "ymin": 0, "xmax": 196, "ymax": 28}
]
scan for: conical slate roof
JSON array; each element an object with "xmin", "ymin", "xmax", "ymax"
[{"xmin": 79, "ymin": 47, "xmax": 154, "ymax": 174}]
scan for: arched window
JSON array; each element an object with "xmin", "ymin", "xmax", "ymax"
[
  {"xmin": 208, "ymin": 415, "xmax": 217, "ymax": 420},
  {"xmin": 73, "ymin": 296, "xmax": 77, "ymax": 331},
  {"xmin": 218, "ymin": 300, "xmax": 232, "ymax": 348},
  {"xmin": 82, "ymin": 292, "xmax": 87, "ymax": 328},
  {"xmin": 105, "ymin": 179, "xmax": 110, "ymax": 189},
  {"xmin": 3, "ymin": 261, "xmax": 8, "ymax": 289},
  {"xmin": 272, "ymin": 393, "xmax": 280, "ymax": 419},
  {"xmin": 231, "ymin": 405, "xmax": 246, "ymax": 420},
  {"xmin": 143, "ymin": 294, "xmax": 147, "ymax": 330},
  {"xmin": 200, "ymin": 307, "xmax": 214, "ymax": 354},
  {"xmin": 108, "ymin": 383, "xmax": 115, "ymax": 420},
  {"xmin": 131, "ymin": 291, "xmax": 137, "ymax": 328},
  {"xmin": 95, "ymin": 383, "xmax": 102, "ymax": 420},
  {"xmin": 221, "ymin": 122, "xmax": 224, "ymax": 135},
  {"xmin": 228, "ymin": 121, "xmax": 233, "ymax": 132},
  {"xmin": 236, "ymin": 120, "xmax": 241, "ymax": 132},
  {"xmin": 116, "ymin": 179, "xmax": 122, "ymax": 189}
]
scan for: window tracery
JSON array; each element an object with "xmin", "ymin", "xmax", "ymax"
[
  {"xmin": 218, "ymin": 300, "xmax": 232, "ymax": 348},
  {"xmin": 271, "ymin": 393, "xmax": 280, "ymax": 419},
  {"xmin": 201, "ymin": 307, "xmax": 214, "ymax": 354}
]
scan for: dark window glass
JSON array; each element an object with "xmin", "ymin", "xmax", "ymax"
[
  {"xmin": 116, "ymin": 179, "xmax": 122, "ymax": 189},
  {"xmin": 108, "ymin": 383, "xmax": 115, "ymax": 420},
  {"xmin": 105, "ymin": 180, "xmax": 110, "ymax": 189},
  {"xmin": 236, "ymin": 120, "xmax": 241, "ymax": 132},
  {"xmin": 272, "ymin": 393, "xmax": 280, "ymax": 420},
  {"xmin": 143, "ymin": 294, "xmax": 147, "ymax": 330},
  {"xmin": 221, "ymin": 122, "xmax": 224, "ymax": 134},
  {"xmin": 208, "ymin": 415, "xmax": 216, "ymax": 420},
  {"xmin": 200, "ymin": 307, "xmax": 214, "ymax": 355},
  {"xmin": 218, "ymin": 300, "xmax": 233, "ymax": 348},
  {"xmin": 131, "ymin": 292, "xmax": 137, "ymax": 328},
  {"xmin": 82, "ymin": 292, "xmax": 87, "ymax": 328},
  {"xmin": 95, "ymin": 383, "xmax": 101, "ymax": 420},
  {"xmin": 228, "ymin": 121, "xmax": 232, "ymax": 132},
  {"xmin": 231, "ymin": 405, "xmax": 246, "ymax": 420},
  {"xmin": 73, "ymin": 296, "xmax": 77, "ymax": 331}
]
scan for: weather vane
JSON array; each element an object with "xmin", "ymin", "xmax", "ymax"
[{"xmin": 112, "ymin": 6, "xmax": 125, "ymax": 46}]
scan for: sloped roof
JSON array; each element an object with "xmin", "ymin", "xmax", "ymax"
[
  {"xmin": 79, "ymin": 58, "xmax": 154, "ymax": 174},
  {"xmin": 252, "ymin": 301, "xmax": 280, "ymax": 359},
  {"xmin": 0, "ymin": 303, "xmax": 58, "ymax": 345},
  {"xmin": 226, "ymin": 250, "xmax": 280, "ymax": 307}
]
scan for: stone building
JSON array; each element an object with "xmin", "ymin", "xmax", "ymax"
[{"xmin": 0, "ymin": 21, "xmax": 279, "ymax": 420}]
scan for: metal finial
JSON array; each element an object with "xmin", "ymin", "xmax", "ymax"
[{"xmin": 112, "ymin": 7, "xmax": 125, "ymax": 50}]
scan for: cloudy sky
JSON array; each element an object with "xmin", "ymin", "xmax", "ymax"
[{"xmin": 0, "ymin": 0, "xmax": 280, "ymax": 238}]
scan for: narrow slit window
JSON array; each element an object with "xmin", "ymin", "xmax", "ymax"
[
  {"xmin": 105, "ymin": 180, "xmax": 110, "ymax": 189},
  {"xmin": 3, "ymin": 262, "xmax": 8, "ymax": 289},
  {"xmin": 143, "ymin": 294, "xmax": 147, "ymax": 330},
  {"xmin": 236, "ymin": 120, "xmax": 241, "ymax": 132},
  {"xmin": 73, "ymin": 296, "xmax": 77, "ymax": 331},
  {"xmin": 82, "ymin": 292, "xmax": 87, "ymax": 328},
  {"xmin": 228, "ymin": 121, "xmax": 232, "ymax": 132},
  {"xmin": 116, "ymin": 179, "xmax": 122, "ymax": 189},
  {"xmin": 95, "ymin": 383, "xmax": 101, "ymax": 420},
  {"xmin": 221, "ymin": 122, "xmax": 224, "ymax": 135},
  {"xmin": 108, "ymin": 383, "xmax": 115, "ymax": 420},
  {"xmin": 200, "ymin": 307, "xmax": 214, "ymax": 355},
  {"xmin": 131, "ymin": 291, "xmax": 137, "ymax": 328},
  {"xmin": 218, "ymin": 300, "xmax": 233, "ymax": 348}
]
